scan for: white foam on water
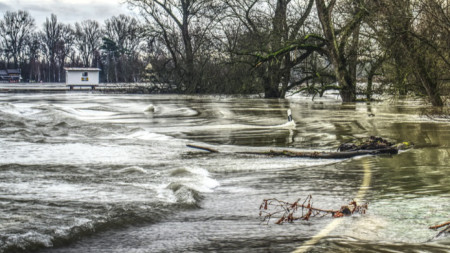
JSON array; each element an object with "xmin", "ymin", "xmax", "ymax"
[
  {"xmin": 183, "ymin": 167, "xmax": 220, "ymax": 192},
  {"xmin": 115, "ymin": 166, "xmax": 149, "ymax": 175},
  {"xmin": 156, "ymin": 185, "xmax": 178, "ymax": 203},
  {"xmin": 144, "ymin": 104, "xmax": 156, "ymax": 112},
  {"xmin": 0, "ymin": 102, "xmax": 42, "ymax": 117},
  {"xmin": 125, "ymin": 130, "xmax": 173, "ymax": 141},
  {"xmin": 154, "ymin": 104, "xmax": 199, "ymax": 117},
  {"xmin": 5, "ymin": 231, "xmax": 54, "ymax": 248},
  {"xmin": 156, "ymin": 167, "xmax": 220, "ymax": 203},
  {"xmin": 175, "ymin": 121, "xmax": 297, "ymax": 132},
  {"xmin": 270, "ymin": 120, "xmax": 296, "ymax": 129}
]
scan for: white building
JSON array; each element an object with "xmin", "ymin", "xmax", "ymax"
[{"xmin": 65, "ymin": 67, "xmax": 100, "ymax": 88}]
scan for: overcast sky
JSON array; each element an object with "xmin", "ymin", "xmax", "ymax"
[{"xmin": 0, "ymin": 0, "xmax": 137, "ymax": 27}]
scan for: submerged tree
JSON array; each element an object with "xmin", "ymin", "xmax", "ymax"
[
  {"xmin": 224, "ymin": 0, "xmax": 318, "ymax": 98},
  {"xmin": 314, "ymin": 0, "xmax": 368, "ymax": 102},
  {"xmin": 374, "ymin": 0, "xmax": 448, "ymax": 106},
  {"xmin": 127, "ymin": 0, "xmax": 221, "ymax": 93}
]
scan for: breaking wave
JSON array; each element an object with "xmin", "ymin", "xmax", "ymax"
[
  {"xmin": 163, "ymin": 167, "xmax": 220, "ymax": 205},
  {"xmin": 0, "ymin": 202, "xmax": 190, "ymax": 253}
]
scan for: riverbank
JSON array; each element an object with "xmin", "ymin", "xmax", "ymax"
[{"xmin": 0, "ymin": 82, "xmax": 168, "ymax": 93}]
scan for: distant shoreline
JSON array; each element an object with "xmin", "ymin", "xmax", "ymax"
[{"xmin": 0, "ymin": 83, "xmax": 170, "ymax": 94}]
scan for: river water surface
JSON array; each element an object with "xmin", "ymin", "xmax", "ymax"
[{"xmin": 0, "ymin": 93, "xmax": 449, "ymax": 252}]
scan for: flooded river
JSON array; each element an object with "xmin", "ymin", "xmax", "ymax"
[{"xmin": 0, "ymin": 93, "xmax": 449, "ymax": 252}]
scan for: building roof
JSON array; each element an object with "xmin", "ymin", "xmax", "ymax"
[
  {"xmin": 64, "ymin": 67, "xmax": 101, "ymax": 72},
  {"xmin": 7, "ymin": 69, "xmax": 21, "ymax": 74},
  {"xmin": 0, "ymin": 69, "xmax": 21, "ymax": 75}
]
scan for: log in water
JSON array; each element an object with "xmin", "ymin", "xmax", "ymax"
[{"xmin": 187, "ymin": 144, "xmax": 399, "ymax": 159}]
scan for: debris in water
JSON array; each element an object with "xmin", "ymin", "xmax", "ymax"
[
  {"xmin": 259, "ymin": 195, "xmax": 368, "ymax": 225},
  {"xmin": 338, "ymin": 136, "xmax": 394, "ymax": 151},
  {"xmin": 187, "ymin": 136, "xmax": 411, "ymax": 159},
  {"xmin": 430, "ymin": 221, "xmax": 450, "ymax": 238}
]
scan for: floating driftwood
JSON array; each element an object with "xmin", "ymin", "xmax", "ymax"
[
  {"xmin": 186, "ymin": 144, "xmax": 219, "ymax": 153},
  {"xmin": 187, "ymin": 136, "xmax": 410, "ymax": 159},
  {"xmin": 239, "ymin": 148, "xmax": 399, "ymax": 159}
]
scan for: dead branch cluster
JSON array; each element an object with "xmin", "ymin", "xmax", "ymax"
[
  {"xmin": 337, "ymin": 136, "xmax": 394, "ymax": 152},
  {"xmin": 259, "ymin": 195, "xmax": 368, "ymax": 225},
  {"xmin": 429, "ymin": 221, "xmax": 450, "ymax": 238}
]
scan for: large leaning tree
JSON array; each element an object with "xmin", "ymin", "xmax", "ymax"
[{"xmin": 224, "ymin": 0, "xmax": 321, "ymax": 98}]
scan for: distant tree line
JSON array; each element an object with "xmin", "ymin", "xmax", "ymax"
[
  {"xmin": 0, "ymin": 0, "xmax": 448, "ymax": 106},
  {"xmin": 0, "ymin": 11, "xmax": 148, "ymax": 83}
]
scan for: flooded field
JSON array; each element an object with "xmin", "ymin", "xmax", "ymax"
[{"xmin": 0, "ymin": 93, "xmax": 449, "ymax": 252}]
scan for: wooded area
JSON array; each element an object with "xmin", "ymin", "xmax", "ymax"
[{"xmin": 0, "ymin": 0, "xmax": 448, "ymax": 105}]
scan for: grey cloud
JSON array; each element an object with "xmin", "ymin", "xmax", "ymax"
[
  {"xmin": 0, "ymin": 1, "xmax": 134, "ymax": 26},
  {"xmin": 0, "ymin": 2, "xmax": 12, "ymax": 11},
  {"xmin": 21, "ymin": 3, "xmax": 51, "ymax": 13}
]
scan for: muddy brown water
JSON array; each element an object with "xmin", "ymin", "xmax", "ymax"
[{"xmin": 0, "ymin": 93, "xmax": 448, "ymax": 252}]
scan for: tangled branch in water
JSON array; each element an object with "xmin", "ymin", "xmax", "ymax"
[
  {"xmin": 259, "ymin": 195, "xmax": 368, "ymax": 225},
  {"xmin": 430, "ymin": 221, "xmax": 450, "ymax": 238}
]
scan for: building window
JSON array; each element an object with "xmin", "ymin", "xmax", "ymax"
[{"xmin": 81, "ymin": 72, "xmax": 89, "ymax": 81}]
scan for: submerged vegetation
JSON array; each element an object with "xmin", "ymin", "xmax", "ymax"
[{"xmin": 0, "ymin": 0, "xmax": 448, "ymax": 105}]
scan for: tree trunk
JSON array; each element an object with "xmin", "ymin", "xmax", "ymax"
[
  {"xmin": 187, "ymin": 144, "xmax": 400, "ymax": 159},
  {"xmin": 261, "ymin": 0, "xmax": 289, "ymax": 98},
  {"xmin": 181, "ymin": 1, "xmax": 196, "ymax": 93},
  {"xmin": 367, "ymin": 71, "xmax": 374, "ymax": 100},
  {"xmin": 348, "ymin": 23, "xmax": 360, "ymax": 92},
  {"xmin": 414, "ymin": 64, "xmax": 443, "ymax": 106},
  {"xmin": 335, "ymin": 64, "xmax": 356, "ymax": 102},
  {"xmin": 263, "ymin": 69, "xmax": 282, "ymax": 98},
  {"xmin": 315, "ymin": 0, "xmax": 363, "ymax": 103},
  {"xmin": 114, "ymin": 56, "xmax": 118, "ymax": 83}
]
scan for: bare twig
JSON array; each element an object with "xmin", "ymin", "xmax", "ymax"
[{"xmin": 429, "ymin": 221, "xmax": 450, "ymax": 230}]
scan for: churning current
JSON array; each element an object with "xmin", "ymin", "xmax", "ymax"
[{"xmin": 0, "ymin": 93, "xmax": 449, "ymax": 253}]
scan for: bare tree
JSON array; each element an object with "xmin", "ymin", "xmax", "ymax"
[
  {"xmin": 0, "ymin": 10, "xmax": 35, "ymax": 68},
  {"xmin": 127, "ymin": 0, "xmax": 220, "ymax": 92},
  {"xmin": 40, "ymin": 14, "xmax": 64, "ymax": 82},
  {"xmin": 24, "ymin": 33, "xmax": 42, "ymax": 82},
  {"xmin": 103, "ymin": 15, "xmax": 143, "ymax": 82},
  {"xmin": 75, "ymin": 20, "xmax": 103, "ymax": 67},
  {"xmin": 55, "ymin": 25, "xmax": 75, "ymax": 81}
]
